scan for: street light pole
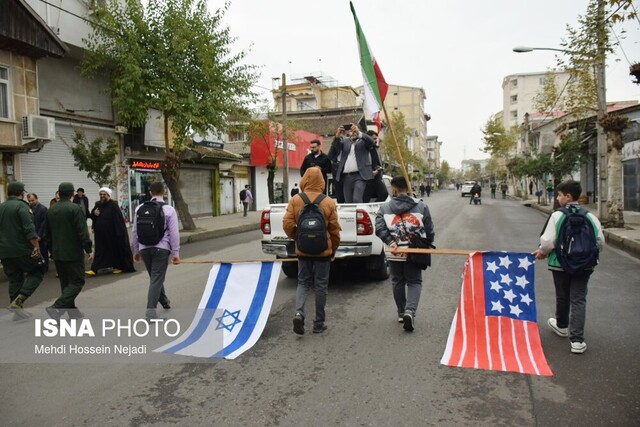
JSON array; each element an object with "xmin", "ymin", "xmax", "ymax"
[
  {"xmin": 281, "ymin": 73, "xmax": 289, "ymax": 202},
  {"xmin": 513, "ymin": 42, "xmax": 608, "ymax": 220}
]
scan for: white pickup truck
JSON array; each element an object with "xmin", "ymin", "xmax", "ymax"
[{"xmin": 260, "ymin": 180, "xmax": 392, "ymax": 280}]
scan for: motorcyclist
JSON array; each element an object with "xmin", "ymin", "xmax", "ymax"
[{"xmin": 469, "ymin": 182, "xmax": 481, "ymax": 205}]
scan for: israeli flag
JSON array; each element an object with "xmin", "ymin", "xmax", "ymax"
[{"xmin": 155, "ymin": 261, "xmax": 281, "ymax": 359}]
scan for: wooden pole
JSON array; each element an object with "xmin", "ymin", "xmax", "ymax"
[
  {"xmin": 178, "ymin": 249, "xmax": 476, "ymax": 265},
  {"xmin": 381, "ymin": 103, "xmax": 413, "ymax": 195}
]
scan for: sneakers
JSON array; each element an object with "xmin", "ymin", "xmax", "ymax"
[
  {"xmin": 571, "ymin": 341, "xmax": 587, "ymax": 354},
  {"xmin": 161, "ymin": 300, "xmax": 171, "ymax": 310},
  {"xmin": 398, "ymin": 317, "xmax": 404, "ymax": 323},
  {"xmin": 7, "ymin": 294, "xmax": 32, "ymax": 319},
  {"xmin": 402, "ymin": 312, "xmax": 414, "ymax": 332},
  {"xmin": 312, "ymin": 323, "xmax": 327, "ymax": 334},
  {"xmin": 46, "ymin": 306, "xmax": 64, "ymax": 320},
  {"xmin": 67, "ymin": 308, "xmax": 85, "ymax": 319},
  {"xmin": 112, "ymin": 269, "xmax": 123, "ymax": 274},
  {"xmin": 547, "ymin": 318, "xmax": 569, "ymax": 337},
  {"xmin": 85, "ymin": 270, "xmax": 96, "ymax": 276},
  {"xmin": 293, "ymin": 312, "xmax": 305, "ymax": 335}
]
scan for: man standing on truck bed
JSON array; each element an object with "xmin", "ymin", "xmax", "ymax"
[
  {"xmin": 283, "ymin": 167, "xmax": 341, "ymax": 335},
  {"xmin": 331, "ymin": 123, "xmax": 375, "ymax": 203},
  {"xmin": 300, "ymin": 139, "xmax": 332, "ymax": 192}
]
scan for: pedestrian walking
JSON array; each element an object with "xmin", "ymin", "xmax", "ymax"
[
  {"xmin": 241, "ymin": 185, "xmax": 253, "ymax": 217},
  {"xmin": 45, "ymin": 182, "xmax": 94, "ymax": 319},
  {"xmin": 0, "ymin": 182, "xmax": 44, "ymax": 319},
  {"xmin": 283, "ymin": 167, "xmax": 341, "ymax": 335},
  {"xmin": 375, "ymin": 176, "xmax": 435, "ymax": 332},
  {"xmin": 490, "ymin": 181, "xmax": 497, "ymax": 199},
  {"xmin": 500, "ymin": 181, "xmax": 508, "ymax": 199},
  {"xmin": 132, "ymin": 181, "xmax": 181, "ymax": 320},
  {"xmin": 546, "ymin": 180, "xmax": 554, "ymax": 204},
  {"xmin": 534, "ymin": 180, "xmax": 604, "ymax": 354},
  {"xmin": 73, "ymin": 187, "xmax": 90, "ymax": 218},
  {"xmin": 27, "ymin": 193, "xmax": 49, "ymax": 273}
]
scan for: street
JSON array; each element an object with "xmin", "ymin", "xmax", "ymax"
[{"xmin": 1, "ymin": 190, "xmax": 639, "ymax": 426}]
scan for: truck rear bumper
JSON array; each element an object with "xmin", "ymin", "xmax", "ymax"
[{"xmin": 261, "ymin": 241, "xmax": 373, "ymax": 259}]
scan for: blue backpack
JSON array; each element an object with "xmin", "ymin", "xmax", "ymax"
[{"xmin": 555, "ymin": 206, "xmax": 599, "ymax": 275}]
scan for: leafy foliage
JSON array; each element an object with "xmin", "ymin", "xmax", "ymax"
[
  {"xmin": 380, "ymin": 112, "xmax": 422, "ymax": 173},
  {"xmin": 68, "ymin": 130, "xmax": 119, "ymax": 187},
  {"xmin": 83, "ymin": 0, "xmax": 257, "ymax": 141},
  {"xmin": 481, "ymin": 115, "xmax": 518, "ymax": 158}
]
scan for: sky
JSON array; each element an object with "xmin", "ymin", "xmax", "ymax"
[{"xmin": 220, "ymin": 0, "xmax": 640, "ymax": 169}]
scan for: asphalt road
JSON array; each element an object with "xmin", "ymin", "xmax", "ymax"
[{"xmin": 1, "ymin": 190, "xmax": 639, "ymax": 426}]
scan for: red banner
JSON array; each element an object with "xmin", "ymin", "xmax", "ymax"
[{"xmin": 250, "ymin": 128, "xmax": 323, "ymax": 169}]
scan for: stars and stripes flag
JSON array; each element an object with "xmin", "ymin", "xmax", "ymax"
[
  {"xmin": 350, "ymin": 1, "xmax": 388, "ymax": 132},
  {"xmin": 441, "ymin": 252, "xmax": 553, "ymax": 376},
  {"xmin": 155, "ymin": 261, "xmax": 281, "ymax": 360}
]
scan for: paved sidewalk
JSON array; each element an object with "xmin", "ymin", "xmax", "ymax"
[
  {"xmin": 524, "ymin": 199, "xmax": 640, "ymax": 260},
  {"xmin": 173, "ymin": 211, "xmax": 262, "ymax": 244}
]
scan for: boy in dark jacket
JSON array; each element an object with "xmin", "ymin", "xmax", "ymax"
[
  {"xmin": 375, "ymin": 176, "xmax": 435, "ymax": 332},
  {"xmin": 534, "ymin": 180, "xmax": 604, "ymax": 354}
]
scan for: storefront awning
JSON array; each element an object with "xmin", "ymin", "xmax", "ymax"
[{"xmin": 184, "ymin": 145, "xmax": 243, "ymax": 163}]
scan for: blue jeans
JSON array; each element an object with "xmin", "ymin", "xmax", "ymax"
[
  {"xmin": 390, "ymin": 261, "xmax": 423, "ymax": 316},
  {"xmin": 140, "ymin": 247, "xmax": 171, "ymax": 317},
  {"xmin": 295, "ymin": 258, "xmax": 331, "ymax": 326},
  {"xmin": 551, "ymin": 270, "xmax": 590, "ymax": 343}
]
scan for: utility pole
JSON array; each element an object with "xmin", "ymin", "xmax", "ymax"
[
  {"xmin": 281, "ymin": 73, "xmax": 289, "ymax": 202},
  {"xmin": 595, "ymin": 0, "xmax": 608, "ymax": 221}
]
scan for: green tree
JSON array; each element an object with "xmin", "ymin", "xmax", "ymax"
[
  {"xmin": 436, "ymin": 160, "xmax": 451, "ymax": 185},
  {"xmin": 379, "ymin": 112, "xmax": 412, "ymax": 174},
  {"xmin": 481, "ymin": 115, "xmax": 517, "ymax": 158},
  {"xmin": 83, "ymin": 0, "xmax": 257, "ymax": 230},
  {"xmin": 66, "ymin": 130, "xmax": 119, "ymax": 187}
]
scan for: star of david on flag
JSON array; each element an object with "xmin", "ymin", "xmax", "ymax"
[
  {"xmin": 155, "ymin": 261, "xmax": 281, "ymax": 360},
  {"xmin": 441, "ymin": 252, "xmax": 553, "ymax": 376}
]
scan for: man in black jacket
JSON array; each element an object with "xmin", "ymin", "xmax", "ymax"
[
  {"xmin": 300, "ymin": 139, "xmax": 332, "ymax": 192},
  {"xmin": 73, "ymin": 187, "xmax": 90, "ymax": 218},
  {"xmin": 362, "ymin": 130, "xmax": 389, "ymax": 202}
]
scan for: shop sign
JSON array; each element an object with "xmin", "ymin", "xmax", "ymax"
[{"xmin": 130, "ymin": 159, "xmax": 162, "ymax": 170}]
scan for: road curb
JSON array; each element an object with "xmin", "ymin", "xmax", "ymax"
[
  {"xmin": 603, "ymin": 228, "xmax": 640, "ymax": 259},
  {"xmin": 180, "ymin": 223, "xmax": 261, "ymax": 245}
]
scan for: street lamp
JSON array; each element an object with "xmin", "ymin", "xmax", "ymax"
[{"xmin": 513, "ymin": 45, "xmax": 607, "ymax": 220}]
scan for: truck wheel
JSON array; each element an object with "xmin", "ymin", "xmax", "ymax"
[
  {"xmin": 369, "ymin": 251, "xmax": 390, "ymax": 281},
  {"xmin": 281, "ymin": 260, "xmax": 298, "ymax": 278}
]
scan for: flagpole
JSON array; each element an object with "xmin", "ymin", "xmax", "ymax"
[{"xmin": 381, "ymin": 103, "xmax": 413, "ymax": 195}]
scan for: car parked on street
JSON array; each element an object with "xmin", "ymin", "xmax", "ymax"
[{"xmin": 461, "ymin": 181, "xmax": 476, "ymax": 197}]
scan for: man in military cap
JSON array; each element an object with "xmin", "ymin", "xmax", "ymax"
[
  {"xmin": 0, "ymin": 181, "xmax": 44, "ymax": 319},
  {"xmin": 45, "ymin": 182, "xmax": 94, "ymax": 319}
]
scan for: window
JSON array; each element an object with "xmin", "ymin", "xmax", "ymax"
[
  {"xmin": 510, "ymin": 95, "xmax": 518, "ymax": 104},
  {"xmin": 510, "ymin": 79, "xmax": 518, "ymax": 89},
  {"xmin": 0, "ymin": 66, "xmax": 10, "ymax": 119},
  {"xmin": 296, "ymin": 99, "xmax": 315, "ymax": 111},
  {"xmin": 511, "ymin": 111, "xmax": 518, "ymax": 120}
]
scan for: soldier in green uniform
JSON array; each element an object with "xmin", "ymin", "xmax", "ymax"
[
  {"xmin": 45, "ymin": 182, "xmax": 94, "ymax": 319},
  {"xmin": 0, "ymin": 181, "xmax": 44, "ymax": 319}
]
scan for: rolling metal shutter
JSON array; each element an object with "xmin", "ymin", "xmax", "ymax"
[
  {"xmin": 18, "ymin": 123, "xmax": 111, "ymax": 205},
  {"xmin": 179, "ymin": 168, "xmax": 213, "ymax": 217}
]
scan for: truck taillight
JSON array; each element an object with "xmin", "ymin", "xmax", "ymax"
[
  {"xmin": 356, "ymin": 209, "xmax": 373, "ymax": 235},
  {"xmin": 260, "ymin": 210, "xmax": 271, "ymax": 234}
]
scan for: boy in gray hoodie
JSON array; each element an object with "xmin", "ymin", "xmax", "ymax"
[{"xmin": 375, "ymin": 176, "xmax": 435, "ymax": 331}]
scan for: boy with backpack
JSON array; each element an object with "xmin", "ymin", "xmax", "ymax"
[
  {"xmin": 283, "ymin": 167, "xmax": 341, "ymax": 335},
  {"xmin": 240, "ymin": 185, "xmax": 253, "ymax": 217},
  {"xmin": 132, "ymin": 182, "xmax": 181, "ymax": 320},
  {"xmin": 534, "ymin": 180, "xmax": 604, "ymax": 354}
]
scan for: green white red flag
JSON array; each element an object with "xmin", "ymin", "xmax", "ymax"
[{"xmin": 350, "ymin": 1, "xmax": 388, "ymax": 132}]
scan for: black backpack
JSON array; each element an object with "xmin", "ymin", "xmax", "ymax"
[
  {"xmin": 555, "ymin": 206, "xmax": 599, "ymax": 275},
  {"xmin": 296, "ymin": 192, "xmax": 328, "ymax": 254},
  {"xmin": 136, "ymin": 201, "xmax": 166, "ymax": 245},
  {"xmin": 239, "ymin": 189, "xmax": 246, "ymax": 202}
]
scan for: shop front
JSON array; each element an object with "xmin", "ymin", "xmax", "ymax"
[{"xmin": 127, "ymin": 157, "xmax": 171, "ymax": 223}]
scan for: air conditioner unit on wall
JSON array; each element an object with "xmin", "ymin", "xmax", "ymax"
[{"xmin": 22, "ymin": 115, "xmax": 56, "ymax": 142}]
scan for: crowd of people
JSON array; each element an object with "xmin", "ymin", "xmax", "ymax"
[{"xmin": 1, "ymin": 180, "xmax": 180, "ymax": 321}]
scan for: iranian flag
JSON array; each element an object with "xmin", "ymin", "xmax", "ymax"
[{"xmin": 350, "ymin": 1, "xmax": 388, "ymax": 132}]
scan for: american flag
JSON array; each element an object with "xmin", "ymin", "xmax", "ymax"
[{"xmin": 441, "ymin": 252, "xmax": 553, "ymax": 376}]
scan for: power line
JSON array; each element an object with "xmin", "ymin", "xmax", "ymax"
[{"xmin": 608, "ymin": 23, "xmax": 632, "ymax": 65}]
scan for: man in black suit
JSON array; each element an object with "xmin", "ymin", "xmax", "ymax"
[{"xmin": 332, "ymin": 123, "xmax": 375, "ymax": 203}]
